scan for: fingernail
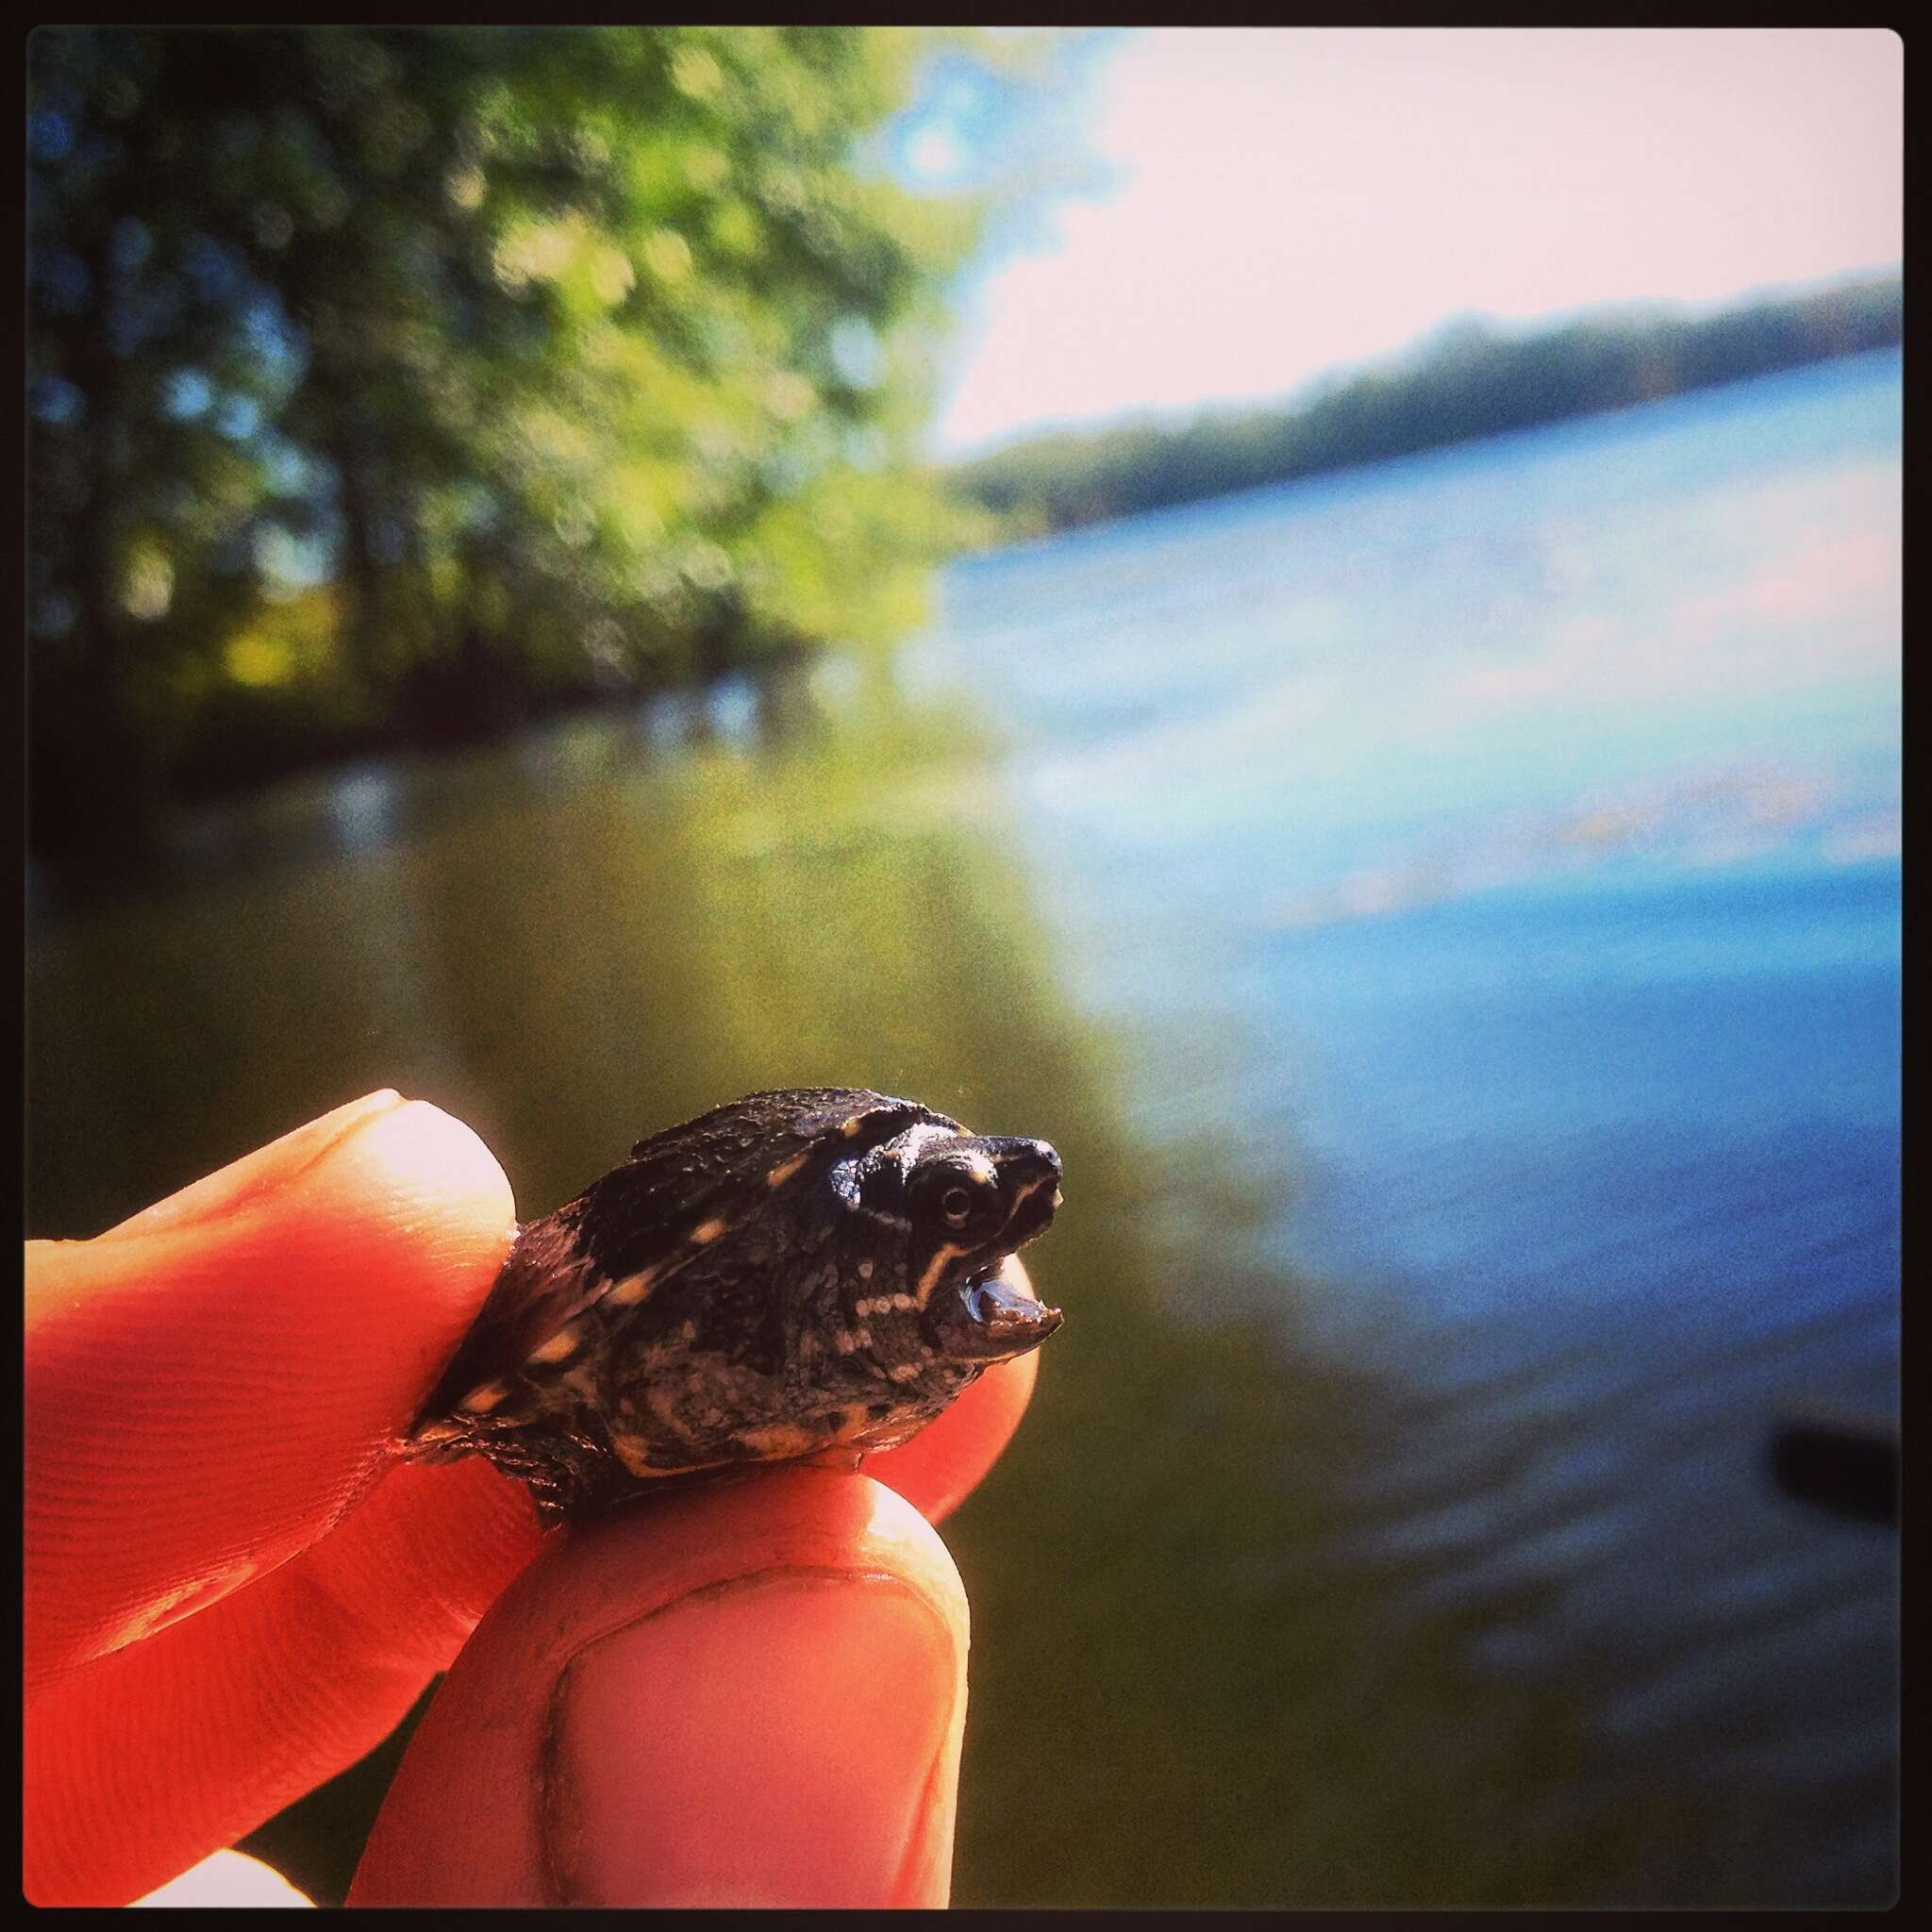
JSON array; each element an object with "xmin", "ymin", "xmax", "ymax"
[
  {"xmin": 547, "ymin": 1572, "xmax": 964, "ymax": 1907},
  {"xmin": 99, "ymin": 1091, "xmax": 407, "ymax": 1240}
]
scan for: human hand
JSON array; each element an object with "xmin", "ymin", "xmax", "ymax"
[{"xmin": 25, "ymin": 1091, "xmax": 1041, "ymax": 1907}]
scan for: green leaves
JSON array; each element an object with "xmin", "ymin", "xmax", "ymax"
[{"xmin": 28, "ymin": 26, "xmax": 1002, "ymax": 851}]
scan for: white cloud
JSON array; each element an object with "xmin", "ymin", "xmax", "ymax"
[{"xmin": 932, "ymin": 28, "xmax": 1902, "ymax": 455}]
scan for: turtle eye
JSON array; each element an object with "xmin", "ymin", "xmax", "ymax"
[{"xmin": 913, "ymin": 1160, "xmax": 1002, "ymax": 1239}]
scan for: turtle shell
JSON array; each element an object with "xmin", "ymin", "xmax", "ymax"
[{"xmin": 407, "ymin": 1088, "xmax": 1062, "ymax": 1518}]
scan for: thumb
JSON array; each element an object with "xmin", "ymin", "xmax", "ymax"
[
  {"xmin": 350, "ymin": 1469, "xmax": 969, "ymax": 1907},
  {"xmin": 25, "ymin": 1090, "xmax": 519, "ymax": 1693}
]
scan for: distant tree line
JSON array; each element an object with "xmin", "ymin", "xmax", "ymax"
[
  {"xmin": 948, "ymin": 275, "xmax": 1903, "ymax": 538},
  {"xmin": 28, "ymin": 26, "xmax": 1011, "ymax": 863}
]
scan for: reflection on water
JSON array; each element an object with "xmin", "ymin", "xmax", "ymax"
[
  {"xmin": 22, "ymin": 692, "xmax": 1597, "ymax": 1908},
  {"xmin": 27, "ymin": 356, "xmax": 1898, "ymax": 1907}
]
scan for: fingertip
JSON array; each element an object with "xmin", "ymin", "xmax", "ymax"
[
  {"xmin": 864, "ymin": 1346, "xmax": 1040, "ymax": 1524},
  {"xmin": 94, "ymin": 1091, "xmax": 410, "ymax": 1244},
  {"xmin": 25, "ymin": 1096, "xmax": 519, "ymax": 1685},
  {"xmin": 313, "ymin": 1099, "xmax": 517, "ymax": 1272},
  {"xmin": 352, "ymin": 1471, "xmax": 968, "ymax": 1907},
  {"xmin": 130, "ymin": 1849, "xmax": 315, "ymax": 1907},
  {"xmin": 547, "ymin": 1568, "xmax": 962, "ymax": 1906}
]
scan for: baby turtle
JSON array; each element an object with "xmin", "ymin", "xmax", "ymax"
[{"xmin": 404, "ymin": 1088, "xmax": 1063, "ymax": 1521}]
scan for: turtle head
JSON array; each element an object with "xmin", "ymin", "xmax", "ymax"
[{"xmin": 831, "ymin": 1123, "xmax": 1063, "ymax": 1364}]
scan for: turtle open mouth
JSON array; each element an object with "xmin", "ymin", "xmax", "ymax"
[{"xmin": 948, "ymin": 1268, "xmax": 1064, "ymax": 1360}]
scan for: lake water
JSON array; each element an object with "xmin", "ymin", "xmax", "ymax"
[
  {"xmin": 920, "ymin": 349, "xmax": 1900, "ymax": 1413},
  {"xmin": 27, "ymin": 350, "xmax": 1899, "ymax": 1905},
  {"xmin": 912, "ymin": 348, "xmax": 1901, "ymax": 1904}
]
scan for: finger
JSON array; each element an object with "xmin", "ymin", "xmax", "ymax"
[
  {"xmin": 25, "ymin": 1095, "xmax": 517, "ymax": 1690},
  {"xmin": 863, "ymin": 1348, "xmax": 1038, "ymax": 1523},
  {"xmin": 132, "ymin": 1850, "xmax": 315, "ymax": 1907},
  {"xmin": 861, "ymin": 1256, "xmax": 1047, "ymax": 1522},
  {"xmin": 25, "ymin": 1454, "xmax": 545, "ymax": 1907},
  {"xmin": 350, "ymin": 1468, "xmax": 969, "ymax": 1907},
  {"xmin": 93, "ymin": 1090, "xmax": 409, "ymax": 1243}
]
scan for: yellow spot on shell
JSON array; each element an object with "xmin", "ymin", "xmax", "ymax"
[
  {"xmin": 459, "ymin": 1381, "xmax": 507, "ymax": 1414},
  {"xmin": 841, "ymin": 1114, "xmax": 865, "ymax": 1137},
  {"xmin": 607, "ymin": 1266, "xmax": 657, "ymax": 1307},
  {"xmin": 737, "ymin": 1423, "xmax": 820, "ymax": 1459},
  {"xmin": 691, "ymin": 1217, "xmax": 726, "ymax": 1245},
  {"xmin": 529, "ymin": 1326, "xmax": 579, "ymax": 1364},
  {"xmin": 765, "ymin": 1152, "xmax": 808, "ymax": 1188}
]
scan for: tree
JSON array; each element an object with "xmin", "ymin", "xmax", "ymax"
[
  {"xmin": 28, "ymin": 26, "xmax": 998, "ymax": 859},
  {"xmin": 946, "ymin": 276, "xmax": 1904, "ymax": 538}
]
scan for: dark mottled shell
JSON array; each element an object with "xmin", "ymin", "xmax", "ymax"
[{"xmin": 417, "ymin": 1090, "xmax": 945, "ymax": 1419}]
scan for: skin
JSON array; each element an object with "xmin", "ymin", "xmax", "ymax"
[{"xmin": 24, "ymin": 1091, "xmax": 1041, "ymax": 1907}]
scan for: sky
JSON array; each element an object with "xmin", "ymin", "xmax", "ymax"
[{"xmin": 909, "ymin": 28, "xmax": 1903, "ymax": 459}]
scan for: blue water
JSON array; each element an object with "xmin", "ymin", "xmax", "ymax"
[
  {"xmin": 909, "ymin": 349, "xmax": 1900, "ymax": 1903},
  {"xmin": 913, "ymin": 349, "xmax": 1899, "ymax": 1359}
]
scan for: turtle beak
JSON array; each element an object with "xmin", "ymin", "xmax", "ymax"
[{"xmin": 945, "ymin": 1271, "xmax": 1064, "ymax": 1362}]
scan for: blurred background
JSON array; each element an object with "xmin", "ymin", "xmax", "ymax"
[{"xmin": 26, "ymin": 25, "xmax": 1899, "ymax": 1907}]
